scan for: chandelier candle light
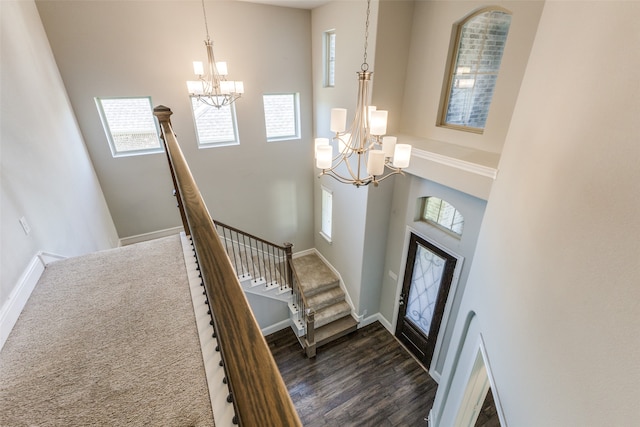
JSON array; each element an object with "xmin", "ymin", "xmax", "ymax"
[
  {"xmin": 187, "ymin": 0, "xmax": 244, "ymax": 108},
  {"xmin": 315, "ymin": 0, "xmax": 411, "ymax": 187}
]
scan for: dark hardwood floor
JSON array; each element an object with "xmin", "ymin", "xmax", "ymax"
[{"xmin": 266, "ymin": 321, "xmax": 438, "ymax": 426}]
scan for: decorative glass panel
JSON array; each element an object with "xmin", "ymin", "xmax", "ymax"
[{"xmin": 406, "ymin": 244, "xmax": 446, "ymax": 336}]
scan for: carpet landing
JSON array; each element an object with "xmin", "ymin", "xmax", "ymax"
[{"xmin": 0, "ymin": 235, "xmax": 215, "ymax": 426}]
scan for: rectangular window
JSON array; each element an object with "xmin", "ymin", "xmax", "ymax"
[
  {"xmin": 191, "ymin": 96, "xmax": 239, "ymax": 148},
  {"xmin": 263, "ymin": 93, "xmax": 300, "ymax": 142},
  {"xmin": 95, "ymin": 97, "xmax": 162, "ymax": 157},
  {"xmin": 321, "ymin": 186, "xmax": 333, "ymax": 242},
  {"xmin": 324, "ymin": 30, "xmax": 336, "ymax": 87}
]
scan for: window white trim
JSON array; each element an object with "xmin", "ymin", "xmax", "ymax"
[
  {"xmin": 323, "ymin": 30, "xmax": 336, "ymax": 88},
  {"xmin": 263, "ymin": 93, "xmax": 301, "ymax": 142},
  {"xmin": 320, "ymin": 186, "xmax": 333, "ymax": 242},
  {"xmin": 439, "ymin": 7, "xmax": 512, "ymax": 132},
  {"xmin": 190, "ymin": 96, "xmax": 240, "ymax": 149},
  {"xmin": 95, "ymin": 96, "xmax": 163, "ymax": 158},
  {"xmin": 420, "ymin": 196, "xmax": 464, "ymax": 237}
]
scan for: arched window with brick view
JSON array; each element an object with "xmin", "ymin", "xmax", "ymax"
[{"xmin": 439, "ymin": 7, "xmax": 512, "ymax": 132}]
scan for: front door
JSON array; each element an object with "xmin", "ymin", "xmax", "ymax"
[{"xmin": 395, "ymin": 233, "xmax": 458, "ymax": 367}]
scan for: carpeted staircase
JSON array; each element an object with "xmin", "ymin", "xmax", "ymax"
[
  {"xmin": 217, "ymin": 226, "xmax": 358, "ymax": 353},
  {"xmin": 292, "ymin": 253, "xmax": 358, "ymax": 348}
]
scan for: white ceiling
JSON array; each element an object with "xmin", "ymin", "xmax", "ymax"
[{"xmin": 236, "ymin": 0, "xmax": 329, "ymax": 10}]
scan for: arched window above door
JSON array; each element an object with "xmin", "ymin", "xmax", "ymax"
[{"xmin": 419, "ymin": 196, "xmax": 464, "ymax": 237}]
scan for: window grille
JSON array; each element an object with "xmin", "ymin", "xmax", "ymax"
[{"xmin": 421, "ymin": 197, "xmax": 464, "ymax": 236}]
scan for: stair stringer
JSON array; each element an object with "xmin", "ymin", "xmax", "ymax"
[{"xmin": 237, "ymin": 275, "xmax": 292, "ymax": 303}]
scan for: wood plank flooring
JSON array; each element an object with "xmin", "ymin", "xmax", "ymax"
[{"xmin": 266, "ymin": 321, "xmax": 438, "ymax": 426}]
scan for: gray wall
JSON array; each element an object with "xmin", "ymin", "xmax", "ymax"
[
  {"xmin": 311, "ymin": 0, "xmax": 380, "ymax": 315},
  {"xmin": 1, "ymin": 1, "xmax": 118, "ymax": 309},
  {"xmin": 369, "ymin": 0, "xmax": 543, "ymax": 377},
  {"xmin": 399, "ymin": 0, "xmax": 544, "ymax": 154},
  {"xmin": 309, "ymin": 0, "xmax": 543, "ymax": 352},
  {"xmin": 36, "ymin": 0, "xmax": 315, "ymax": 251},
  {"xmin": 379, "ymin": 174, "xmax": 487, "ymax": 378},
  {"xmin": 432, "ymin": 1, "xmax": 640, "ymax": 425}
]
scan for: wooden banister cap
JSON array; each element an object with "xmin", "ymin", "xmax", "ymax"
[{"xmin": 153, "ymin": 105, "xmax": 173, "ymax": 122}]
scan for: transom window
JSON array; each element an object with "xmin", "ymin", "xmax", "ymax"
[
  {"xmin": 95, "ymin": 97, "xmax": 162, "ymax": 157},
  {"xmin": 420, "ymin": 197, "xmax": 464, "ymax": 236},
  {"xmin": 439, "ymin": 8, "xmax": 512, "ymax": 132},
  {"xmin": 324, "ymin": 30, "xmax": 336, "ymax": 88},
  {"xmin": 263, "ymin": 93, "xmax": 300, "ymax": 142},
  {"xmin": 190, "ymin": 97, "xmax": 239, "ymax": 148}
]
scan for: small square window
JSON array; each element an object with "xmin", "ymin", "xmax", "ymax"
[
  {"xmin": 190, "ymin": 97, "xmax": 239, "ymax": 148},
  {"xmin": 263, "ymin": 93, "xmax": 300, "ymax": 142},
  {"xmin": 95, "ymin": 97, "xmax": 162, "ymax": 157}
]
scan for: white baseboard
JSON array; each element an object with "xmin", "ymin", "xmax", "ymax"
[
  {"xmin": 119, "ymin": 226, "xmax": 184, "ymax": 246},
  {"xmin": 359, "ymin": 312, "xmax": 392, "ymax": 331},
  {"xmin": 0, "ymin": 253, "xmax": 49, "ymax": 351},
  {"xmin": 261, "ymin": 318, "xmax": 292, "ymax": 336},
  {"xmin": 38, "ymin": 251, "xmax": 66, "ymax": 265}
]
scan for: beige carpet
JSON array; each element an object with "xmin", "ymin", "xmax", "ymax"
[{"xmin": 0, "ymin": 235, "xmax": 215, "ymax": 426}]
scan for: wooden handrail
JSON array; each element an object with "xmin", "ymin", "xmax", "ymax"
[
  {"xmin": 153, "ymin": 106, "xmax": 301, "ymax": 427},
  {"xmin": 214, "ymin": 219, "xmax": 292, "ymax": 252}
]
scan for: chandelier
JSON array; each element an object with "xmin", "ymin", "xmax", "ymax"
[
  {"xmin": 186, "ymin": 0, "xmax": 244, "ymax": 109},
  {"xmin": 314, "ymin": 0, "xmax": 411, "ymax": 187}
]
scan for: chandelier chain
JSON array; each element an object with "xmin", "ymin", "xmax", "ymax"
[
  {"xmin": 201, "ymin": 0, "xmax": 211, "ymax": 42},
  {"xmin": 362, "ymin": 0, "xmax": 371, "ymax": 71}
]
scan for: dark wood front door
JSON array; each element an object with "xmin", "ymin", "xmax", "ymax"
[{"xmin": 395, "ymin": 233, "xmax": 458, "ymax": 367}]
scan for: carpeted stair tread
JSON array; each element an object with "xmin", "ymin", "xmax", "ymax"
[
  {"xmin": 292, "ymin": 253, "xmax": 339, "ymax": 296},
  {"xmin": 313, "ymin": 315, "xmax": 358, "ymax": 347},
  {"xmin": 314, "ymin": 300, "xmax": 352, "ymax": 328},
  {"xmin": 307, "ymin": 286, "xmax": 345, "ymax": 311}
]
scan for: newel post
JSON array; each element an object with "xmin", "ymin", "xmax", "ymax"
[
  {"xmin": 153, "ymin": 105, "xmax": 190, "ymax": 236},
  {"xmin": 283, "ymin": 242, "xmax": 293, "ymax": 291},
  {"xmin": 305, "ymin": 308, "xmax": 316, "ymax": 358}
]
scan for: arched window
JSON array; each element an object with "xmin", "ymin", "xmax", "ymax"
[
  {"xmin": 439, "ymin": 7, "xmax": 512, "ymax": 132},
  {"xmin": 420, "ymin": 197, "xmax": 464, "ymax": 236}
]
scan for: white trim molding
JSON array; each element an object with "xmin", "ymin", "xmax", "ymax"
[
  {"xmin": 119, "ymin": 226, "xmax": 183, "ymax": 246},
  {"xmin": 0, "ymin": 251, "xmax": 65, "ymax": 351},
  {"xmin": 412, "ymin": 147, "xmax": 498, "ymax": 180}
]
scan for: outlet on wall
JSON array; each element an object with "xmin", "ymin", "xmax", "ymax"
[{"xmin": 19, "ymin": 216, "xmax": 31, "ymax": 236}]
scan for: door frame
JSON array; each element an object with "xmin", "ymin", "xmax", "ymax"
[
  {"xmin": 453, "ymin": 335, "xmax": 508, "ymax": 427},
  {"xmin": 392, "ymin": 226, "xmax": 464, "ymax": 378}
]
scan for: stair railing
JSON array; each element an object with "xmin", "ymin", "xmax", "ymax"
[
  {"xmin": 289, "ymin": 260, "xmax": 316, "ymax": 358},
  {"xmin": 213, "ymin": 220, "xmax": 293, "ymax": 292},
  {"xmin": 153, "ymin": 106, "xmax": 301, "ymax": 427},
  {"xmin": 215, "ymin": 220, "xmax": 317, "ymax": 358}
]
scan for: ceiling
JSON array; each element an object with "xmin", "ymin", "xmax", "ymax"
[{"xmin": 236, "ymin": 0, "xmax": 329, "ymax": 9}]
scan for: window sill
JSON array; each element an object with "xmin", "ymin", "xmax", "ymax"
[{"xmin": 319, "ymin": 231, "xmax": 332, "ymax": 244}]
